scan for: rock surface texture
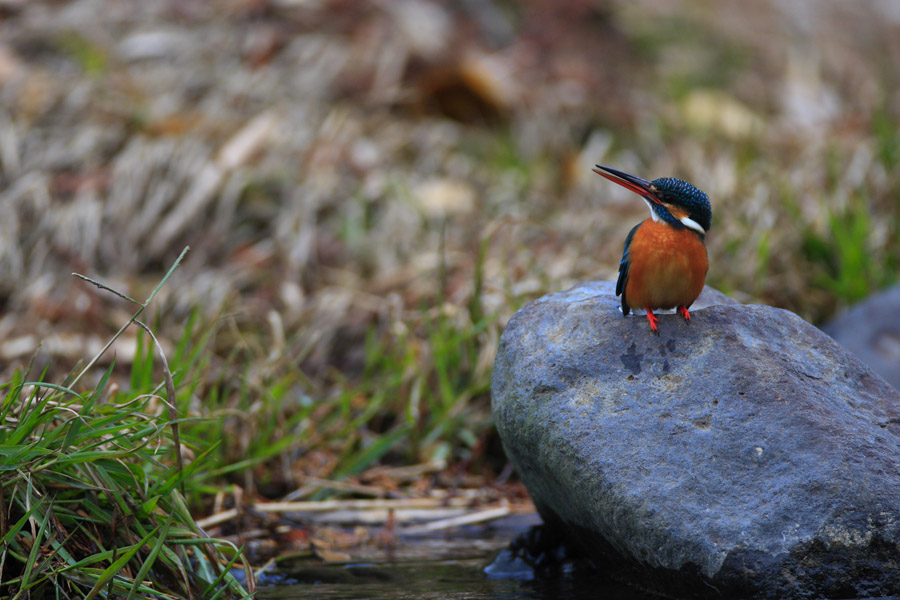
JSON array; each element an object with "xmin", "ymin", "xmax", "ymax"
[{"xmin": 492, "ymin": 281, "xmax": 900, "ymax": 599}]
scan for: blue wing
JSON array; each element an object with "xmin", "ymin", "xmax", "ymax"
[{"xmin": 616, "ymin": 223, "xmax": 640, "ymax": 316}]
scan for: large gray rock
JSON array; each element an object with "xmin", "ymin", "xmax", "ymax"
[
  {"xmin": 823, "ymin": 283, "xmax": 900, "ymax": 390},
  {"xmin": 492, "ymin": 282, "xmax": 900, "ymax": 599}
]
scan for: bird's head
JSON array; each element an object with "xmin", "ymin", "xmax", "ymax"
[{"xmin": 593, "ymin": 165, "xmax": 711, "ymax": 236}]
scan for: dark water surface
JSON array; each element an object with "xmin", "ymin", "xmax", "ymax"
[
  {"xmin": 255, "ymin": 558, "xmax": 652, "ymax": 600},
  {"xmin": 254, "ymin": 514, "xmax": 657, "ymax": 600}
]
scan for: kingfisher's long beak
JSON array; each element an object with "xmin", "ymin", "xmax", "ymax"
[{"xmin": 593, "ymin": 164, "xmax": 661, "ymax": 205}]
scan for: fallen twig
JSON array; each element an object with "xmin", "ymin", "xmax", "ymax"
[{"xmin": 399, "ymin": 505, "xmax": 511, "ymax": 535}]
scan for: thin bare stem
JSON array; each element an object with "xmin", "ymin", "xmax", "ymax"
[
  {"xmin": 69, "ymin": 247, "xmax": 190, "ymax": 389},
  {"xmin": 71, "ymin": 274, "xmax": 141, "ymax": 306}
]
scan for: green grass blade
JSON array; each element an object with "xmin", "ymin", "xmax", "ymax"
[
  {"xmin": 0, "ymin": 501, "xmax": 43, "ymax": 551},
  {"xmin": 335, "ymin": 424, "xmax": 412, "ymax": 478},
  {"xmin": 16, "ymin": 501, "xmax": 52, "ymax": 593},
  {"xmin": 145, "ymin": 245, "xmax": 190, "ymax": 307},
  {"xmin": 83, "ymin": 527, "xmax": 159, "ymax": 600},
  {"xmin": 126, "ymin": 517, "xmax": 172, "ymax": 600}
]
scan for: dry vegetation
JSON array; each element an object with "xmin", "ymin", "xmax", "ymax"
[{"xmin": 0, "ymin": 0, "xmax": 899, "ymax": 593}]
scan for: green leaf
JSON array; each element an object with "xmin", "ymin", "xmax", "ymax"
[{"xmin": 83, "ymin": 527, "xmax": 159, "ymax": 600}]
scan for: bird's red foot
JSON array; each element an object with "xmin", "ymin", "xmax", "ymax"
[
  {"xmin": 645, "ymin": 309, "xmax": 660, "ymax": 335},
  {"xmin": 677, "ymin": 306, "xmax": 691, "ymax": 323}
]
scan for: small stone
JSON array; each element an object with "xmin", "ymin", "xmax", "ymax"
[{"xmin": 823, "ymin": 283, "xmax": 900, "ymax": 391}]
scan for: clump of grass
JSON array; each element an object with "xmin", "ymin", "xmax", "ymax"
[
  {"xmin": 802, "ymin": 194, "xmax": 898, "ymax": 306},
  {"xmin": 175, "ymin": 274, "xmax": 504, "ymax": 497},
  {"xmin": 0, "ymin": 248, "xmax": 252, "ymax": 599},
  {"xmin": 333, "ymin": 307, "xmax": 497, "ymax": 477}
]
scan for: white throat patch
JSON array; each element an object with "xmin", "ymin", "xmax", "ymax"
[
  {"xmin": 643, "ymin": 199, "xmax": 661, "ymax": 223},
  {"xmin": 680, "ymin": 216, "xmax": 706, "ymax": 234}
]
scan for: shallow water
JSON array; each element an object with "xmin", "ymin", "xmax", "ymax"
[
  {"xmin": 254, "ymin": 514, "xmax": 657, "ymax": 600},
  {"xmin": 255, "ymin": 557, "xmax": 653, "ymax": 600}
]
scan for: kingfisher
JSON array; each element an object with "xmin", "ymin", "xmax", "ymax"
[{"xmin": 593, "ymin": 164, "xmax": 711, "ymax": 334}]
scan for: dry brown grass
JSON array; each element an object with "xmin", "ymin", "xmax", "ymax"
[{"xmin": 1, "ymin": 0, "xmax": 898, "ymax": 468}]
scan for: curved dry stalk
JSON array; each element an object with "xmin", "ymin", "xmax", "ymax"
[{"xmin": 133, "ymin": 319, "xmax": 184, "ymax": 497}]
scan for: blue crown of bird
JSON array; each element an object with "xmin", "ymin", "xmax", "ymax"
[{"xmin": 593, "ymin": 164, "xmax": 712, "ymax": 334}]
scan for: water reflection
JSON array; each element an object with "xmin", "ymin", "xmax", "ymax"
[
  {"xmin": 255, "ymin": 558, "xmax": 658, "ymax": 600},
  {"xmin": 255, "ymin": 514, "xmax": 659, "ymax": 600}
]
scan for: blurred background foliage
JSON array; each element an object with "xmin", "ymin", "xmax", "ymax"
[{"xmin": 1, "ymin": 0, "xmax": 899, "ymax": 491}]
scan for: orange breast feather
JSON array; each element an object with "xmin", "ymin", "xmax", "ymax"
[{"xmin": 623, "ymin": 219, "xmax": 708, "ymax": 311}]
